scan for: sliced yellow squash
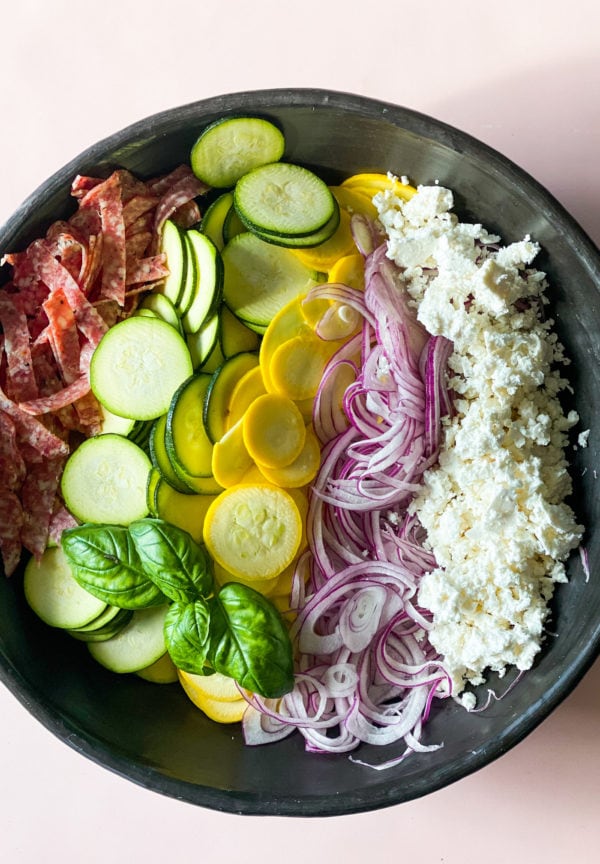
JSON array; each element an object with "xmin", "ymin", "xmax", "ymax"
[{"xmin": 203, "ymin": 483, "xmax": 303, "ymax": 580}]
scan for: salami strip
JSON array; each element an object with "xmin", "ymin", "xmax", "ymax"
[
  {"xmin": 81, "ymin": 233, "xmax": 103, "ymax": 295},
  {"xmin": 126, "ymin": 254, "xmax": 169, "ymax": 286},
  {"xmin": 42, "ymin": 288, "xmax": 80, "ymax": 384},
  {"xmin": 123, "ymin": 195, "xmax": 159, "ymax": 228},
  {"xmin": 0, "ymin": 292, "xmax": 38, "ymax": 401},
  {"xmin": 148, "ymin": 164, "xmax": 196, "ymax": 196},
  {"xmin": 20, "ymin": 455, "xmax": 66, "ymax": 560},
  {"xmin": 171, "ymin": 199, "xmax": 201, "ymax": 229},
  {"xmin": 18, "ymin": 374, "xmax": 90, "ymax": 415},
  {"xmin": 71, "ymin": 174, "xmax": 103, "ymax": 198},
  {"xmin": 0, "ymin": 487, "xmax": 24, "ymax": 576},
  {"xmin": 46, "ymin": 230, "xmax": 86, "ymax": 284},
  {"xmin": 125, "ymin": 230, "xmax": 152, "ymax": 260},
  {"xmin": 96, "ymin": 173, "xmax": 127, "ymax": 305},
  {"xmin": 0, "ymin": 410, "xmax": 26, "ymax": 491},
  {"xmin": 153, "ymin": 170, "xmax": 208, "ymax": 235},
  {"xmin": 48, "ymin": 503, "xmax": 78, "ymax": 546},
  {"xmin": 29, "ymin": 239, "xmax": 108, "ymax": 347},
  {"xmin": 0, "ymin": 382, "xmax": 69, "ymax": 457}
]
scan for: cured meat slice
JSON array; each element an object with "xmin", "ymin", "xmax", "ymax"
[
  {"xmin": 0, "ymin": 487, "xmax": 24, "ymax": 576},
  {"xmin": 96, "ymin": 173, "xmax": 127, "ymax": 305},
  {"xmin": 126, "ymin": 254, "xmax": 169, "ymax": 286},
  {"xmin": 153, "ymin": 169, "xmax": 208, "ymax": 234},
  {"xmin": 29, "ymin": 240, "xmax": 108, "ymax": 347},
  {"xmin": 0, "ymin": 410, "xmax": 26, "ymax": 491},
  {"xmin": 20, "ymin": 455, "xmax": 66, "ymax": 560},
  {"xmin": 18, "ymin": 374, "xmax": 90, "ymax": 415},
  {"xmin": 0, "ymin": 382, "xmax": 69, "ymax": 457},
  {"xmin": 48, "ymin": 503, "xmax": 78, "ymax": 546},
  {"xmin": 0, "ymin": 292, "xmax": 38, "ymax": 401},
  {"xmin": 123, "ymin": 195, "xmax": 159, "ymax": 228},
  {"xmin": 42, "ymin": 288, "xmax": 80, "ymax": 384}
]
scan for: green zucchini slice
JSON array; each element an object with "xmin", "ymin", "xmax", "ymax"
[
  {"xmin": 191, "ymin": 116, "xmax": 285, "ymax": 188},
  {"xmin": 234, "ymin": 162, "xmax": 335, "ymax": 238},
  {"xmin": 90, "ymin": 315, "xmax": 193, "ymax": 421}
]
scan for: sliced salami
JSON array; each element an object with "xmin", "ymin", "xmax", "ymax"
[
  {"xmin": 96, "ymin": 173, "xmax": 127, "ymax": 305},
  {"xmin": 20, "ymin": 455, "xmax": 66, "ymax": 560},
  {"xmin": 18, "ymin": 374, "xmax": 90, "ymax": 415},
  {"xmin": 153, "ymin": 170, "xmax": 208, "ymax": 235},
  {"xmin": 123, "ymin": 195, "xmax": 159, "ymax": 228},
  {"xmin": 0, "ymin": 410, "xmax": 26, "ymax": 491},
  {"xmin": 126, "ymin": 254, "xmax": 169, "ymax": 286},
  {"xmin": 29, "ymin": 239, "xmax": 108, "ymax": 347},
  {"xmin": 171, "ymin": 199, "xmax": 201, "ymax": 229},
  {"xmin": 0, "ymin": 292, "xmax": 38, "ymax": 401},
  {"xmin": 42, "ymin": 288, "xmax": 80, "ymax": 384},
  {"xmin": 48, "ymin": 502, "xmax": 78, "ymax": 546},
  {"xmin": 148, "ymin": 164, "xmax": 196, "ymax": 196},
  {"xmin": 0, "ymin": 487, "xmax": 24, "ymax": 576},
  {"xmin": 0, "ymin": 382, "xmax": 69, "ymax": 457}
]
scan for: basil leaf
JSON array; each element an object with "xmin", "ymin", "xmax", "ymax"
[
  {"xmin": 61, "ymin": 524, "xmax": 166, "ymax": 609},
  {"xmin": 129, "ymin": 518, "xmax": 213, "ymax": 603},
  {"xmin": 208, "ymin": 583, "xmax": 294, "ymax": 698},
  {"xmin": 164, "ymin": 599, "xmax": 211, "ymax": 674}
]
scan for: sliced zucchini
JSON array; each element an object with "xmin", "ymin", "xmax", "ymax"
[
  {"xmin": 99, "ymin": 404, "xmax": 136, "ymax": 437},
  {"xmin": 181, "ymin": 230, "xmax": 224, "ymax": 335},
  {"xmin": 149, "ymin": 414, "xmax": 192, "ymax": 493},
  {"xmin": 24, "ymin": 546, "xmax": 107, "ymax": 630},
  {"xmin": 165, "ymin": 372, "xmax": 214, "ymax": 477},
  {"xmin": 61, "ymin": 434, "xmax": 151, "ymax": 525},
  {"xmin": 90, "ymin": 315, "xmax": 193, "ymax": 421},
  {"xmin": 234, "ymin": 162, "xmax": 335, "ymax": 238},
  {"xmin": 88, "ymin": 605, "xmax": 170, "ymax": 674},
  {"xmin": 187, "ymin": 313, "xmax": 220, "ymax": 370},
  {"xmin": 67, "ymin": 603, "xmax": 127, "ymax": 634},
  {"xmin": 253, "ymin": 202, "xmax": 340, "ymax": 249},
  {"xmin": 222, "ymin": 205, "xmax": 245, "ymax": 244},
  {"xmin": 157, "ymin": 219, "xmax": 187, "ymax": 306},
  {"xmin": 222, "ymin": 232, "xmax": 320, "ymax": 331},
  {"xmin": 219, "ymin": 306, "xmax": 260, "ymax": 358},
  {"xmin": 203, "ymin": 352, "xmax": 259, "ymax": 443},
  {"xmin": 190, "ymin": 116, "xmax": 285, "ymax": 188},
  {"xmin": 174, "ymin": 233, "xmax": 197, "ymax": 317},
  {"xmin": 153, "ymin": 474, "xmax": 218, "ymax": 543},
  {"xmin": 136, "ymin": 652, "xmax": 179, "ymax": 684},
  {"xmin": 139, "ymin": 292, "xmax": 182, "ymax": 331},
  {"xmin": 200, "ymin": 335, "xmax": 225, "ymax": 373},
  {"xmin": 201, "ymin": 192, "xmax": 234, "ymax": 251},
  {"xmin": 68, "ymin": 609, "xmax": 133, "ymax": 642}
]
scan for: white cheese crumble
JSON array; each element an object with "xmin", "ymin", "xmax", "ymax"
[{"xmin": 374, "ymin": 184, "xmax": 583, "ymax": 695}]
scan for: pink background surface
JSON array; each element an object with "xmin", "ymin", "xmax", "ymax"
[{"xmin": 1, "ymin": 1, "xmax": 599, "ymax": 860}]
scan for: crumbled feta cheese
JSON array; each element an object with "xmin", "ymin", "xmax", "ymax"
[
  {"xmin": 578, "ymin": 429, "xmax": 590, "ymax": 448},
  {"xmin": 376, "ymin": 185, "xmax": 583, "ymax": 695}
]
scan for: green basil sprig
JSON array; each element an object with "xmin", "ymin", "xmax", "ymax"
[
  {"xmin": 62, "ymin": 517, "xmax": 295, "ymax": 700},
  {"xmin": 208, "ymin": 582, "xmax": 294, "ymax": 699},
  {"xmin": 129, "ymin": 518, "xmax": 213, "ymax": 603},
  {"xmin": 61, "ymin": 524, "xmax": 166, "ymax": 609}
]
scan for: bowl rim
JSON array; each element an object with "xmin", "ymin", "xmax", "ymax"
[{"xmin": 1, "ymin": 87, "xmax": 599, "ymax": 817}]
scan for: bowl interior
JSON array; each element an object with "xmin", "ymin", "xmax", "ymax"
[{"xmin": 1, "ymin": 89, "xmax": 599, "ymax": 816}]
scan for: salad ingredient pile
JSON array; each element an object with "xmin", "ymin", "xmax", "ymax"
[{"xmin": 0, "ymin": 114, "xmax": 584, "ymax": 762}]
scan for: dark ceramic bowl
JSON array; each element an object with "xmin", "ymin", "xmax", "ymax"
[{"xmin": 1, "ymin": 89, "xmax": 599, "ymax": 817}]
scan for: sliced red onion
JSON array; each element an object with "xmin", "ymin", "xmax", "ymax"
[{"xmin": 249, "ymin": 246, "xmax": 456, "ymax": 762}]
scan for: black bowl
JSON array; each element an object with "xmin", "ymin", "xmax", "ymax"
[{"xmin": 1, "ymin": 89, "xmax": 599, "ymax": 817}]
